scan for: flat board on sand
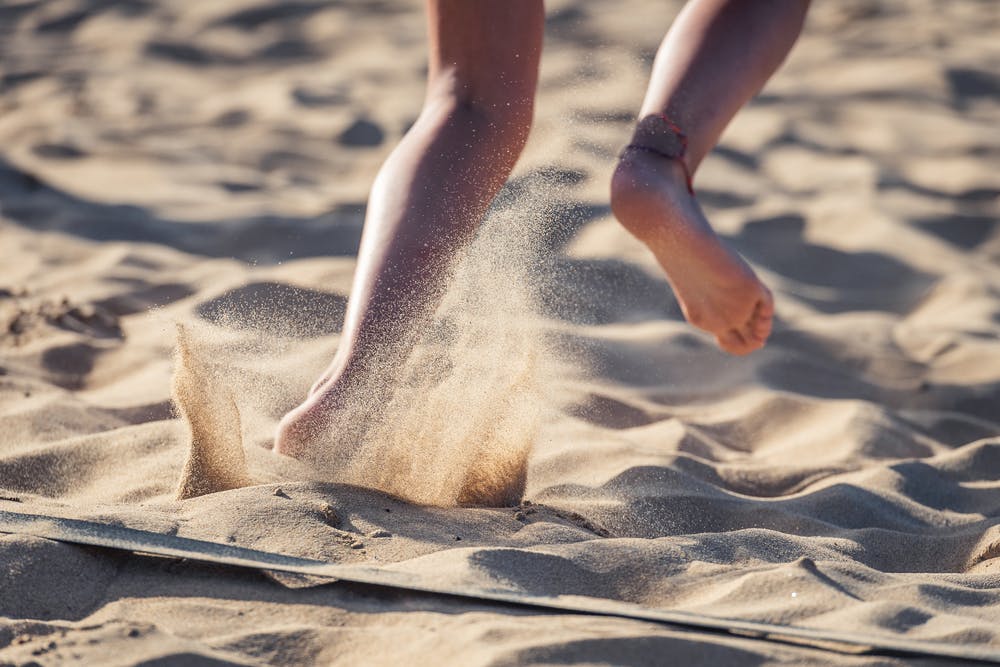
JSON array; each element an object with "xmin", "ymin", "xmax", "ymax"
[{"xmin": 2, "ymin": 506, "xmax": 997, "ymax": 664}]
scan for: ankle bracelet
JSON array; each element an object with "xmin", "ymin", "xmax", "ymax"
[{"xmin": 621, "ymin": 112, "xmax": 694, "ymax": 195}]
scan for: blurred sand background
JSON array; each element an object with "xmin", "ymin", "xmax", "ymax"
[{"xmin": 2, "ymin": 0, "xmax": 1000, "ymax": 664}]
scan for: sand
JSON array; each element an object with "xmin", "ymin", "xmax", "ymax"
[{"xmin": 2, "ymin": 0, "xmax": 1000, "ymax": 664}]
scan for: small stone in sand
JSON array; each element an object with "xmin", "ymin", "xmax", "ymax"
[
  {"xmin": 514, "ymin": 511, "xmax": 526, "ymax": 521},
  {"xmin": 350, "ymin": 540, "xmax": 364, "ymax": 549},
  {"xmin": 272, "ymin": 487, "xmax": 290, "ymax": 499},
  {"xmin": 367, "ymin": 529, "xmax": 391, "ymax": 538}
]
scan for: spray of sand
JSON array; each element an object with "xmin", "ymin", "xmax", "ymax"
[
  {"xmin": 173, "ymin": 324, "xmax": 253, "ymax": 500},
  {"xmin": 172, "ymin": 176, "xmax": 568, "ymax": 506},
  {"xmin": 341, "ymin": 204, "xmax": 553, "ymax": 506}
]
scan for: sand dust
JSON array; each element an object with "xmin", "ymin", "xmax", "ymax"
[
  {"xmin": 171, "ymin": 189, "xmax": 566, "ymax": 506},
  {"xmin": 172, "ymin": 323, "xmax": 253, "ymax": 500},
  {"xmin": 340, "ymin": 199, "xmax": 562, "ymax": 507}
]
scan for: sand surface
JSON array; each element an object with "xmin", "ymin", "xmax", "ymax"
[{"xmin": 2, "ymin": 0, "xmax": 1000, "ymax": 664}]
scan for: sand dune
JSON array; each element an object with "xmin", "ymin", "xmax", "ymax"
[{"xmin": 2, "ymin": 0, "xmax": 1000, "ymax": 664}]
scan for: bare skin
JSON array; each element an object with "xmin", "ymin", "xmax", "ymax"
[
  {"xmin": 612, "ymin": 154, "xmax": 775, "ymax": 354},
  {"xmin": 612, "ymin": 0, "xmax": 809, "ymax": 354},
  {"xmin": 275, "ymin": 0, "xmax": 544, "ymax": 459},
  {"xmin": 276, "ymin": 0, "xmax": 808, "ymax": 457}
]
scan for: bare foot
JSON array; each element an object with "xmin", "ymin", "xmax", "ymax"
[
  {"xmin": 274, "ymin": 361, "xmax": 392, "ymax": 465},
  {"xmin": 611, "ymin": 150, "xmax": 773, "ymax": 355},
  {"xmin": 273, "ymin": 377, "xmax": 345, "ymax": 464}
]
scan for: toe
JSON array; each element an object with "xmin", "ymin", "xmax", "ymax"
[
  {"xmin": 738, "ymin": 318, "xmax": 756, "ymax": 345},
  {"xmin": 751, "ymin": 317, "xmax": 772, "ymax": 343},
  {"xmin": 750, "ymin": 292, "xmax": 775, "ymax": 343},
  {"xmin": 749, "ymin": 311, "xmax": 772, "ymax": 342},
  {"xmin": 740, "ymin": 322, "xmax": 764, "ymax": 351},
  {"xmin": 716, "ymin": 329, "xmax": 753, "ymax": 356}
]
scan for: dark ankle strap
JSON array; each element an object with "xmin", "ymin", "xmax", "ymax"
[{"xmin": 622, "ymin": 112, "xmax": 694, "ymax": 195}]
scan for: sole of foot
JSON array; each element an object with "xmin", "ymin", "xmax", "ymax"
[{"xmin": 611, "ymin": 150, "xmax": 773, "ymax": 356}]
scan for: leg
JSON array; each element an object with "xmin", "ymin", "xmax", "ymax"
[
  {"xmin": 276, "ymin": 0, "xmax": 544, "ymax": 459},
  {"xmin": 611, "ymin": 0, "xmax": 809, "ymax": 355}
]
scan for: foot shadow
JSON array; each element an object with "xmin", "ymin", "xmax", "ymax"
[{"xmin": 729, "ymin": 214, "xmax": 936, "ymax": 314}]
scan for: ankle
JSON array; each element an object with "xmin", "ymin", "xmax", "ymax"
[{"xmin": 610, "ymin": 151, "xmax": 693, "ymax": 241}]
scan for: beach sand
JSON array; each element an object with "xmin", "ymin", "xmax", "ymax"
[{"xmin": 2, "ymin": 0, "xmax": 1000, "ymax": 664}]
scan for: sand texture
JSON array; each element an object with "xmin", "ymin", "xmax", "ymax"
[{"xmin": 2, "ymin": 0, "xmax": 1000, "ymax": 664}]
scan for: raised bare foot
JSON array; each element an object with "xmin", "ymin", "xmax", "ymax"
[{"xmin": 611, "ymin": 150, "xmax": 773, "ymax": 355}]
